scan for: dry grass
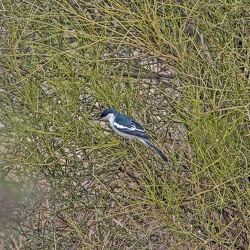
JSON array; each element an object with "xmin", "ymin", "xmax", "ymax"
[{"xmin": 0, "ymin": 0, "xmax": 249, "ymax": 249}]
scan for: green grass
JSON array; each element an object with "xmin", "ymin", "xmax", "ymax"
[{"xmin": 1, "ymin": 0, "xmax": 249, "ymax": 249}]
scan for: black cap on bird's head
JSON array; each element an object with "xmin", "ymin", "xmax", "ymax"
[{"xmin": 98, "ymin": 108, "xmax": 118, "ymax": 120}]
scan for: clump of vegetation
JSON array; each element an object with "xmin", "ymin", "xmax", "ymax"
[{"xmin": 1, "ymin": 0, "xmax": 249, "ymax": 249}]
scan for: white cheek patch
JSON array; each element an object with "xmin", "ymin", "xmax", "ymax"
[
  {"xmin": 107, "ymin": 114, "xmax": 115, "ymax": 120},
  {"xmin": 101, "ymin": 113, "xmax": 115, "ymax": 121}
]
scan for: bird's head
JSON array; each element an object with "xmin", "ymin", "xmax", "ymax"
[{"xmin": 98, "ymin": 108, "xmax": 118, "ymax": 121}]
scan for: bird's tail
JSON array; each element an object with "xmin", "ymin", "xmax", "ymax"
[{"xmin": 140, "ymin": 139, "xmax": 167, "ymax": 161}]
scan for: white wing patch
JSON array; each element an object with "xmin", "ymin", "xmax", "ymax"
[{"xmin": 114, "ymin": 122, "xmax": 144, "ymax": 132}]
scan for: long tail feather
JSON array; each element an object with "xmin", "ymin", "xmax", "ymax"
[{"xmin": 140, "ymin": 139, "xmax": 167, "ymax": 161}]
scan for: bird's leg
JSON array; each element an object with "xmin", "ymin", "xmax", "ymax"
[
  {"xmin": 123, "ymin": 139, "xmax": 131, "ymax": 145},
  {"xmin": 118, "ymin": 139, "xmax": 131, "ymax": 148}
]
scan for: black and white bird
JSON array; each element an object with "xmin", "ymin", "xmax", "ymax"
[{"xmin": 98, "ymin": 108, "xmax": 167, "ymax": 161}]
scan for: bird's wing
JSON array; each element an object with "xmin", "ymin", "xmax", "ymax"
[{"xmin": 113, "ymin": 118, "xmax": 151, "ymax": 139}]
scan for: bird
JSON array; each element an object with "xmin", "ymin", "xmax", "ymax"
[{"xmin": 98, "ymin": 108, "xmax": 167, "ymax": 161}]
